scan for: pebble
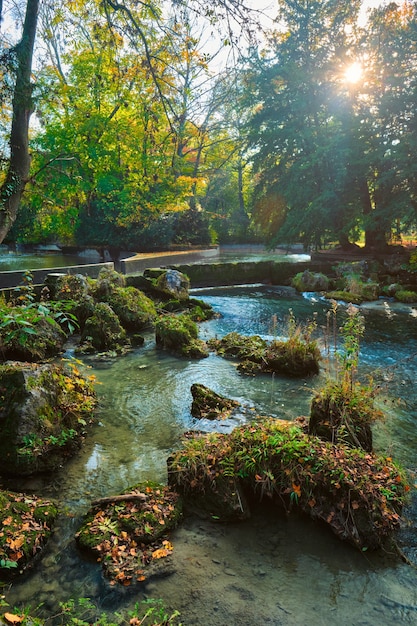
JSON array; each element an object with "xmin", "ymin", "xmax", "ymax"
[{"xmin": 224, "ymin": 568, "xmax": 237, "ymax": 576}]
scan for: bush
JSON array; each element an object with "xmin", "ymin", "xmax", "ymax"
[{"xmin": 394, "ymin": 289, "xmax": 417, "ymax": 303}]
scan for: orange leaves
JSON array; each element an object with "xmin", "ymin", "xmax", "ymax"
[
  {"xmin": 152, "ymin": 540, "xmax": 173, "ymax": 560},
  {"xmin": 4, "ymin": 614, "xmax": 24, "ymax": 624},
  {"xmin": 291, "ymin": 483, "xmax": 301, "ymax": 498}
]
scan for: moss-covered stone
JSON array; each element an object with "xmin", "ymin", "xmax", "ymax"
[
  {"xmin": 0, "ymin": 361, "xmax": 97, "ymax": 476},
  {"xmin": 168, "ymin": 419, "xmax": 409, "ymax": 550},
  {"xmin": 292, "ymin": 270, "xmax": 330, "ymax": 292},
  {"xmin": 0, "ymin": 489, "xmax": 58, "ymax": 579},
  {"xmin": 0, "ymin": 306, "xmax": 66, "ymax": 362},
  {"xmin": 155, "ymin": 314, "xmax": 209, "ymax": 359},
  {"xmin": 309, "ymin": 380, "xmax": 382, "ymax": 451},
  {"xmin": 76, "ymin": 482, "xmax": 182, "ymax": 586},
  {"xmin": 394, "ymin": 289, "xmax": 417, "ymax": 303},
  {"xmin": 102, "ymin": 286, "xmax": 157, "ymax": 332},
  {"xmin": 78, "ymin": 302, "xmax": 130, "ymax": 354},
  {"xmin": 190, "ymin": 383, "xmax": 240, "ymax": 420},
  {"xmin": 209, "ymin": 331, "xmax": 320, "ymax": 377}
]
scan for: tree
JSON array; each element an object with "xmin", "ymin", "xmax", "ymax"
[
  {"xmin": 0, "ymin": 0, "xmax": 39, "ymax": 243},
  {"xmin": 0, "ymin": 0, "xmax": 269, "ymax": 245}
]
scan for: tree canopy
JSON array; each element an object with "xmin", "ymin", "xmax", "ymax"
[{"xmin": 0, "ymin": 0, "xmax": 416, "ymax": 251}]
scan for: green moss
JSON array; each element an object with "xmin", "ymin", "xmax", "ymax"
[
  {"xmin": 394, "ymin": 289, "xmax": 417, "ymax": 303},
  {"xmin": 155, "ymin": 313, "xmax": 208, "ymax": 358},
  {"xmin": 168, "ymin": 418, "xmax": 409, "ymax": 550},
  {"xmin": 80, "ymin": 302, "xmax": 130, "ymax": 353},
  {"xmin": 103, "ymin": 286, "xmax": 157, "ymax": 332},
  {"xmin": 326, "ymin": 290, "xmax": 364, "ymax": 304}
]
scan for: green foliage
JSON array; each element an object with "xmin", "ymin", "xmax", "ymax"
[
  {"xmin": 0, "ymin": 596, "xmax": 182, "ymax": 625},
  {"xmin": 169, "ymin": 418, "xmax": 409, "ymax": 549},
  {"xmin": 394, "ymin": 289, "xmax": 417, "ymax": 303}
]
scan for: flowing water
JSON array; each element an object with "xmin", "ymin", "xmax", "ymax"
[{"xmin": 3, "ymin": 285, "xmax": 417, "ymax": 625}]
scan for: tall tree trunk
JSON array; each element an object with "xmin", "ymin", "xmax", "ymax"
[
  {"xmin": 360, "ymin": 177, "xmax": 387, "ymax": 250},
  {"xmin": 0, "ymin": 0, "xmax": 39, "ymax": 244}
]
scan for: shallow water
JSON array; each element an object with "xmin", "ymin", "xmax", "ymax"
[{"xmin": 3, "ymin": 285, "xmax": 417, "ymax": 625}]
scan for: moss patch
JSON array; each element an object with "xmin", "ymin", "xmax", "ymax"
[{"xmin": 155, "ymin": 314, "xmax": 209, "ymax": 359}]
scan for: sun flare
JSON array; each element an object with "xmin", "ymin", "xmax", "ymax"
[{"xmin": 343, "ymin": 61, "xmax": 363, "ymax": 84}]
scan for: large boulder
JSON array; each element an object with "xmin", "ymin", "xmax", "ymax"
[
  {"xmin": 0, "ymin": 361, "xmax": 97, "ymax": 476},
  {"xmin": 155, "ymin": 314, "xmax": 209, "ymax": 358},
  {"xmin": 143, "ymin": 269, "xmax": 190, "ymax": 301},
  {"xmin": 101, "ymin": 286, "xmax": 157, "ymax": 332},
  {"xmin": 292, "ymin": 270, "xmax": 330, "ymax": 292}
]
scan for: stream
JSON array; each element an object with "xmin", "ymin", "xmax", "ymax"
[{"xmin": 3, "ymin": 284, "xmax": 417, "ymax": 625}]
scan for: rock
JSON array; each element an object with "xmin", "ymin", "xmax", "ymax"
[
  {"xmin": 0, "ymin": 489, "xmax": 58, "ymax": 579},
  {"xmin": 292, "ymin": 270, "xmax": 330, "ymax": 292},
  {"xmin": 78, "ymin": 302, "xmax": 131, "ymax": 354},
  {"xmin": 76, "ymin": 482, "xmax": 182, "ymax": 586},
  {"xmin": 0, "ymin": 361, "xmax": 97, "ymax": 476},
  {"xmin": 101, "ymin": 286, "xmax": 157, "ymax": 332},
  {"xmin": 190, "ymin": 383, "xmax": 240, "ymax": 420},
  {"xmin": 0, "ymin": 312, "xmax": 66, "ymax": 362},
  {"xmin": 143, "ymin": 269, "xmax": 190, "ymax": 301},
  {"xmin": 155, "ymin": 314, "xmax": 209, "ymax": 359}
]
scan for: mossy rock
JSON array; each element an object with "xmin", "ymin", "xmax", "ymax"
[
  {"xmin": 209, "ymin": 332, "xmax": 320, "ymax": 377},
  {"xmin": 0, "ymin": 309, "xmax": 66, "ymax": 362},
  {"xmin": 161, "ymin": 297, "xmax": 217, "ymax": 322},
  {"xmin": 309, "ymin": 380, "xmax": 382, "ymax": 452},
  {"xmin": 101, "ymin": 286, "xmax": 157, "ymax": 332},
  {"xmin": 0, "ymin": 361, "xmax": 97, "ymax": 476},
  {"xmin": 191, "ymin": 383, "xmax": 240, "ymax": 420},
  {"xmin": 0, "ymin": 489, "xmax": 58, "ymax": 579},
  {"xmin": 143, "ymin": 269, "xmax": 190, "ymax": 301},
  {"xmin": 155, "ymin": 314, "xmax": 208, "ymax": 359},
  {"xmin": 168, "ymin": 419, "xmax": 409, "ymax": 550},
  {"xmin": 76, "ymin": 482, "xmax": 182, "ymax": 586},
  {"xmin": 261, "ymin": 338, "xmax": 320, "ymax": 376},
  {"xmin": 394, "ymin": 289, "xmax": 417, "ymax": 303},
  {"xmin": 292, "ymin": 270, "xmax": 330, "ymax": 292},
  {"xmin": 208, "ymin": 332, "xmax": 267, "ymax": 362},
  {"xmin": 48, "ymin": 273, "xmax": 90, "ymax": 301},
  {"xmin": 79, "ymin": 302, "xmax": 130, "ymax": 354},
  {"xmin": 92, "ymin": 267, "xmax": 126, "ymax": 299},
  {"xmin": 325, "ymin": 290, "xmax": 364, "ymax": 305}
]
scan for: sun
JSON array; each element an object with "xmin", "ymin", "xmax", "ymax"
[{"xmin": 343, "ymin": 61, "xmax": 363, "ymax": 84}]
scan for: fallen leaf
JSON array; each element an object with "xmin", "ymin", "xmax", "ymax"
[{"xmin": 4, "ymin": 613, "xmax": 24, "ymax": 624}]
